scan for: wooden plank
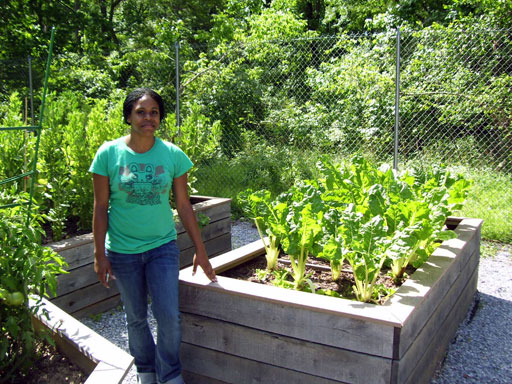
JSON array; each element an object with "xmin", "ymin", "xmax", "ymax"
[
  {"xmin": 397, "ymin": 243, "xmax": 480, "ymax": 358},
  {"xmin": 51, "ymin": 282, "xmax": 120, "ymax": 314},
  {"xmin": 393, "ymin": 246, "xmax": 479, "ymax": 383},
  {"xmin": 177, "ymin": 217, "xmax": 231, "ymax": 250},
  {"xmin": 182, "ymin": 371, "xmax": 229, "ymax": 384},
  {"xmin": 179, "ymin": 278, "xmax": 396, "ymax": 358},
  {"xmin": 388, "ymin": 217, "xmax": 482, "ymax": 357},
  {"xmin": 401, "ymin": 268, "xmax": 479, "ymax": 384},
  {"xmin": 179, "ymin": 232, "xmax": 232, "ymax": 268},
  {"xmin": 175, "ymin": 197, "xmax": 231, "ymax": 234},
  {"xmin": 180, "ymin": 343, "xmax": 345, "ymax": 384},
  {"xmin": 50, "ymin": 238, "xmax": 94, "ymax": 270},
  {"xmin": 48, "ymin": 232, "xmax": 94, "ymax": 253},
  {"xmin": 32, "ymin": 315, "xmax": 98, "ymax": 374},
  {"xmin": 56, "ymin": 262, "xmax": 97, "ymax": 297},
  {"xmin": 72, "ymin": 295, "xmax": 123, "ymax": 319},
  {"xmin": 208, "ymin": 238, "xmax": 267, "ymax": 273},
  {"xmin": 181, "ymin": 312, "xmax": 392, "ymax": 384},
  {"xmin": 31, "ymin": 297, "xmax": 133, "ymax": 384},
  {"xmin": 182, "ymin": 241, "xmax": 401, "ymax": 327}
]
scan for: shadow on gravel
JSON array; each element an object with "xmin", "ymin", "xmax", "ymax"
[{"xmin": 432, "ymin": 291, "xmax": 512, "ymax": 383}]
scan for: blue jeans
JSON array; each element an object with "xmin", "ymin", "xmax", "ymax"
[{"xmin": 107, "ymin": 240, "xmax": 184, "ymax": 384}]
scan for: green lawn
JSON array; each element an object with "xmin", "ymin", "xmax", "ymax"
[{"xmin": 455, "ymin": 166, "xmax": 512, "ymax": 243}]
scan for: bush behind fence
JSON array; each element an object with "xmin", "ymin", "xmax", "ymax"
[{"xmin": 1, "ymin": 28, "xmax": 511, "ymax": 240}]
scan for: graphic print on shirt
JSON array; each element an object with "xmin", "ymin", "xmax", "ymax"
[{"xmin": 118, "ymin": 162, "xmax": 168, "ymax": 205}]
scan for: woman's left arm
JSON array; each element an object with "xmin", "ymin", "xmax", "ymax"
[{"xmin": 173, "ymin": 173, "xmax": 217, "ymax": 282}]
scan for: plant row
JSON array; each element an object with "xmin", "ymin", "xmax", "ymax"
[
  {"xmin": 0, "ymin": 91, "xmax": 221, "ymax": 241},
  {"xmin": 238, "ymin": 155, "xmax": 471, "ymax": 303}
]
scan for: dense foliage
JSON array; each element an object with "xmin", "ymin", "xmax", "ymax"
[
  {"xmin": 0, "ymin": 91, "xmax": 221, "ymax": 240},
  {"xmin": 0, "ymin": 207, "xmax": 67, "ymax": 381},
  {"xmin": 1, "ymin": 1, "xmax": 511, "ymax": 240},
  {"xmin": 238, "ymin": 155, "xmax": 471, "ymax": 303}
]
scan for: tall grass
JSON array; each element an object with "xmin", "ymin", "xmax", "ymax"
[{"xmin": 456, "ymin": 167, "xmax": 512, "ymax": 243}]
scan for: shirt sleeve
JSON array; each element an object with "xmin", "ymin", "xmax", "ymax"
[
  {"xmin": 89, "ymin": 142, "xmax": 110, "ymax": 176},
  {"xmin": 171, "ymin": 144, "xmax": 193, "ymax": 179}
]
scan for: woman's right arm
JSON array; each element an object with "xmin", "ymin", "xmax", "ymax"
[{"xmin": 92, "ymin": 173, "xmax": 113, "ymax": 288}]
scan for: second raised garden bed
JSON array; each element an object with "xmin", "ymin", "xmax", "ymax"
[{"xmin": 48, "ymin": 195, "xmax": 231, "ymax": 318}]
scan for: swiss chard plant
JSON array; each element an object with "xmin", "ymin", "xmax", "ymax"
[
  {"xmin": 277, "ymin": 183, "xmax": 324, "ymax": 291},
  {"xmin": 316, "ymin": 156, "xmax": 471, "ymax": 286},
  {"xmin": 384, "ymin": 165, "xmax": 472, "ymax": 281},
  {"xmin": 239, "ymin": 154, "xmax": 471, "ymax": 303},
  {"xmin": 340, "ymin": 205, "xmax": 393, "ymax": 302},
  {"xmin": 237, "ymin": 189, "xmax": 286, "ymax": 271}
]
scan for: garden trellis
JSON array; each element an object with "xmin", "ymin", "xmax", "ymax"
[{"xmin": 0, "ymin": 28, "xmax": 55, "ymax": 225}]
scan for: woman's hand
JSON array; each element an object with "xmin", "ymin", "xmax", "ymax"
[
  {"xmin": 192, "ymin": 248, "xmax": 218, "ymax": 282},
  {"xmin": 94, "ymin": 252, "xmax": 115, "ymax": 288}
]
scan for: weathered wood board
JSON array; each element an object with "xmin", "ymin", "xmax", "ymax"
[
  {"xmin": 48, "ymin": 196, "xmax": 231, "ymax": 317},
  {"xmin": 178, "ymin": 217, "xmax": 482, "ymax": 384},
  {"xmin": 31, "ymin": 297, "xmax": 133, "ymax": 384}
]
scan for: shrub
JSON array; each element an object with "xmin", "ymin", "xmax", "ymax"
[{"xmin": 0, "ymin": 205, "xmax": 68, "ymax": 380}]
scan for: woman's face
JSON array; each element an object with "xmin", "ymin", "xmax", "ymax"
[{"xmin": 126, "ymin": 94, "xmax": 160, "ymax": 137}]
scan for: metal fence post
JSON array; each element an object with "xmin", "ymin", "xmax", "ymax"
[
  {"xmin": 394, "ymin": 27, "xmax": 401, "ymax": 170},
  {"xmin": 175, "ymin": 41, "xmax": 180, "ymax": 130},
  {"xmin": 28, "ymin": 55, "xmax": 34, "ymax": 124}
]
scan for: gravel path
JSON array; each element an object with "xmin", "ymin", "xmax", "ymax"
[{"xmin": 82, "ymin": 221, "xmax": 512, "ymax": 384}]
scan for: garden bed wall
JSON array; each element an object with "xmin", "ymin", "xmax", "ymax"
[
  {"xmin": 178, "ymin": 217, "xmax": 482, "ymax": 384},
  {"xmin": 49, "ymin": 196, "xmax": 231, "ymax": 318},
  {"xmin": 31, "ymin": 297, "xmax": 134, "ymax": 384}
]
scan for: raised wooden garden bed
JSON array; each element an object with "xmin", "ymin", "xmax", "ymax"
[
  {"xmin": 31, "ymin": 297, "xmax": 133, "ymax": 384},
  {"xmin": 48, "ymin": 195, "xmax": 231, "ymax": 318},
  {"xmin": 178, "ymin": 217, "xmax": 482, "ymax": 384}
]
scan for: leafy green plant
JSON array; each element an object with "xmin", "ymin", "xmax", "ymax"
[
  {"xmin": 338, "ymin": 205, "xmax": 392, "ymax": 303},
  {"xmin": 241, "ymin": 155, "xmax": 472, "ymax": 303},
  {"xmin": 0, "ymin": 93, "xmax": 34, "ymax": 197},
  {"xmin": 385, "ymin": 165, "xmax": 472, "ymax": 280},
  {"xmin": 237, "ymin": 189, "xmax": 285, "ymax": 271},
  {"xmin": 315, "ymin": 156, "xmax": 471, "ymax": 287},
  {"xmin": 277, "ymin": 183, "xmax": 324, "ymax": 291},
  {"xmin": 162, "ymin": 104, "xmax": 221, "ymax": 194},
  {"xmin": 0, "ymin": 205, "xmax": 68, "ymax": 381}
]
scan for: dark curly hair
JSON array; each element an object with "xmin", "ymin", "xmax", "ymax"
[{"xmin": 123, "ymin": 88, "xmax": 166, "ymax": 125}]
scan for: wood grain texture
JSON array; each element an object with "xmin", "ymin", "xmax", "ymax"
[{"xmin": 31, "ymin": 297, "xmax": 133, "ymax": 384}]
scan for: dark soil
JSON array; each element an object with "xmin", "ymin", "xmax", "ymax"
[
  {"xmin": 41, "ymin": 216, "xmax": 89, "ymax": 245},
  {"xmin": 220, "ymin": 253, "xmax": 416, "ymax": 304},
  {"xmin": 8, "ymin": 341, "xmax": 87, "ymax": 384}
]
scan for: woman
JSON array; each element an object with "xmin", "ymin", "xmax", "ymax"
[{"xmin": 89, "ymin": 88, "xmax": 217, "ymax": 384}]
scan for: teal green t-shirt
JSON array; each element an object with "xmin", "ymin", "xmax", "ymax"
[{"xmin": 89, "ymin": 137, "xmax": 193, "ymax": 253}]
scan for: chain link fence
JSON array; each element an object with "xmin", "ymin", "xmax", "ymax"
[
  {"xmin": 1, "ymin": 28, "xmax": 511, "ymax": 237},
  {"xmin": 399, "ymin": 28, "xmax": 512, "ymax": 169},
  {"xmin": 176, "ymin": 29, "xmax": 511, "ymax": 231}
]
